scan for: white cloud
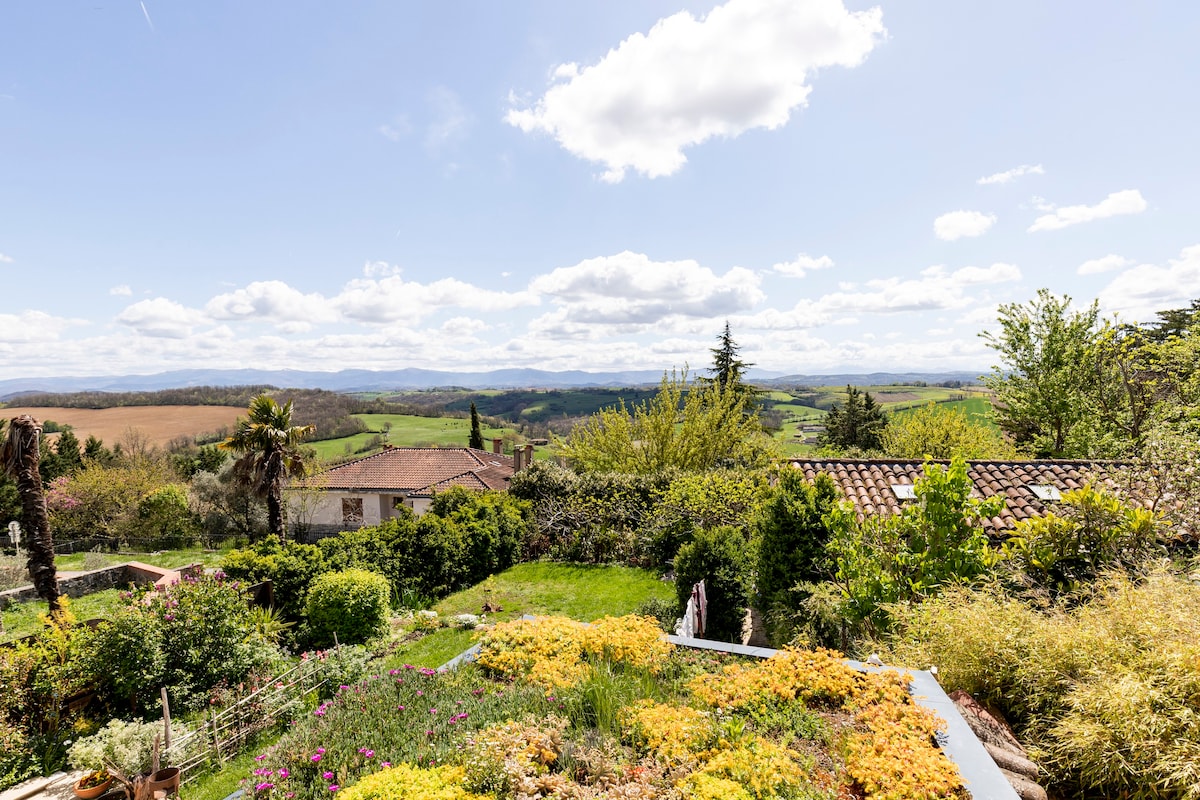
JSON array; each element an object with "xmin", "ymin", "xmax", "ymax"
[
  {"xmin": 948, "ymin": 262, "xmax": 1021, "ymax": 284},
  {"xmin": 506, "ymin": 0, "xmax": 885, "ymax": 182},
  {"xmin": 378, "ymin": 115, "xmax": 412, "ymax": 142},
  {"xmin": 1077, "ymin": 254, "xmax": 1133, "ymax": 275},
  {"xmin": 773, "ymin": 253, "xmax": 834, "ymax": 278},
  {"xmin": 1028, "ymin": 189, "xmax": 1147, "ymax": 232},
  {"xmin": 116, "ymin": 298, "xmax": 209, "ymax": 339},
  {"xmin": 934, "ymin": 210, "xmax": 996, "ymax": 241},
  {"xmin": 0, "ymin": 253, "xmax": 12, "ymax": 264},
  {"xmin": 109, "ymin": 285, "xmax": 132, "ymax": 296},
  {"xmin": 206, "ymin": 281, "xmax": 338, "ymax": 330},
  {"xmin": 819, "ymin": 262, "xmax": 1020, "ymax": 314},
  {"xmin": 977, "ymin": 164, "xmax": 1044, "ymax": 185},
  {"xmin": 425, "ymin": 86, "xmax": 470, "ymax": 151},
  {"xmin": 529, "ymin": 251, "xmax": 763, "ymax": 326},
  {"xmin": 1098, "ymin": 245, "xmax": 1200, "ymax": 322},
  {"xmin": 363, "ymin": 261, "xmax": 403, "ymax": 278},
  {"xmin": 335, "ymin": 275, "xmax": 537, "ymax": 324},
  {"xmin": 0, "ymin": 310, "xmax": 83, "ymax": 343}
]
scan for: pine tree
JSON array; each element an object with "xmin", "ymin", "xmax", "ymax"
[
  {"xmin": 468, "ymin": 402, "xmax": 485, "ymax": 450},
  {"xmin": 818, "ymin": 385, "xmax": 888, "ymax": 452},
  {"xmin": 708, "ymin": 321, "xmax": 752, "ymax": 391}
]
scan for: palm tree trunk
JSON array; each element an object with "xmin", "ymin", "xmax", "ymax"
[{"xmin": 3, "ymin": 416, "xmax": 61, "ymax": 615}]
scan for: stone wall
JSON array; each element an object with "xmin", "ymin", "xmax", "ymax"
[{"xmin": 0, "ymin": 561, "xmax": 203, "ymax": 610}]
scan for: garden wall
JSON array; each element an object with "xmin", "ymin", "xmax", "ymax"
[{"xmin": 0, "ymin": 561, "xmax": 203, "ymax": 610}]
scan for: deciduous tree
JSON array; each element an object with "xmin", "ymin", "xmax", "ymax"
[{"xmin": 882, "ymin": 402, "xmax": 1014, "ymax": 460}]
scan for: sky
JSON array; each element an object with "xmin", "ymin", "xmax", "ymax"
[{"xmin": 2, "ymin": 0, "xmax": 1199, "ymax": 380}]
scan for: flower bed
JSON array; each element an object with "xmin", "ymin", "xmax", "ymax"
[{"xmin": 247, "ymin": 615, "xmax": 965, "ymax": 800}]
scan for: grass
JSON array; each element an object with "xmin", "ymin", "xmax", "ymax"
[
  {"xmin": 183, "ymin": 747, "xmax": 265, "ymax": 800},
  {"xmin": 1, "ymin": 588, "xmax": 124, "ymax": 642},
  {"xmin": 307, "ymin": 413, "xmax": 523, "ymax": 461},
  {"xmin": 382, "ymin": 562, "xmax": 676, "ymax": 669},
  {"xmin": 53, "ymin": 544, "xmax": 237, "ymax": 572}
]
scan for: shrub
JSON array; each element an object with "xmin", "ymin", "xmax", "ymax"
[
  {"xmin": 67, "ymin": 718, "xmax": 191, "ymax": 776},
  {"xmin": 0, "ymin": 721, "xmax": 38, "ymax": 789},
  {"xmin": 1002, "ymin": 484, "xmax": 1163, "ymax": 595},
  {"xmin": 880, "ymin": 568, "xmax": 1200, "ymax": 798},
  {"xmin": 222, "ymin": 536, "xmax": 329, "ymax": 622},
  {"xmin": 82, "ymin": 573, "xmax": 271, "ymax": 713},
  {"xmin": 304, "ymin": 569, "xmax": 391, "ymax": 647},
  {"xmin": 336, "ymin": 763, "xmax": 486, "ymax": 800},
  {"xmin": 674, "ymin": 526, "xmax": 751, "ymax": 643},
  {"xmin": 753, "ymin": 470, "xmax": 840, "ymax": 645}
]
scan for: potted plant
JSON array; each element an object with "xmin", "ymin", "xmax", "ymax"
[{"xmin": 73, "ymin": 769, "xmax": 113, "ymax": 800}]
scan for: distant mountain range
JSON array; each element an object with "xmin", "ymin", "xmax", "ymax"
[{"xmin": 0, "ymin": 367, "xmax": 988, "ymax": 399}]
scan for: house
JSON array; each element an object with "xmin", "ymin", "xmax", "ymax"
[
  {"xmin": 292, "ymin": 440, "xmax": 533, "ymax": 536},
  {"xmin": 787, "ymin": 458, "xmax": 1125, "ymax": 537}
]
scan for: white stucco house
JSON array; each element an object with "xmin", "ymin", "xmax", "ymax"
[{"xmin": 290, "ymin": 442, "xmax": 531, "ymax": 537}]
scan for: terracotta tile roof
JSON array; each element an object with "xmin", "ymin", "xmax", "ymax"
[
  {"xmin": 305, "ymin": 447, "xmax": 515, "ymax": 495},
  {"xmin": 787, "ymin": 458, "xmax": 1126, "ymax": 536}
]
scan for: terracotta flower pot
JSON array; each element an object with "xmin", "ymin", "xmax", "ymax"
[
  {"xmin": 145, "ymin": 767, "xmax": 180, "ymax": 797},
  {"xmin": 73, "ymin": 774, "xmax": 114, "ymax": 800}
]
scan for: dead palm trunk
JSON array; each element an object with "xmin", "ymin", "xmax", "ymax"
[{"xmin": 2, "ymin": 415, "xmax": 61, "ymax": 615}]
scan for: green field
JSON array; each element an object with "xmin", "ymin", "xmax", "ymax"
[{"xmin": 306, "ymin": 413, "xmax": 524, "ymax": 461}]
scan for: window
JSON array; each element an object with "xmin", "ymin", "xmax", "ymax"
[
  {"xmin": 341, "ymin": 497, "xmax": 364, "ymax": 525},
  {"xmin": 1029, "ymin": 484, "xmax": 1061, "ymax": 501},
  {"xmin": 890, "ymin": 483, "xmax": 917, "ymax": 501}
]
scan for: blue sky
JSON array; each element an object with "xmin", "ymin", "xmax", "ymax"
[{"xmin": 2, "ymin": 0, "xmax": 1198, "ymax": 379}]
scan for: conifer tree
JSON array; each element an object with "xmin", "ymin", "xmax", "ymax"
[{"xmin": 468, "ymin": 402, "xmax": 485, "ymax": 450}]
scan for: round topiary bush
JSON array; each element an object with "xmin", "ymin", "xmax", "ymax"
[{"xmin": 304, "ymin": 568, "xmax": 391, "ymax": 647}]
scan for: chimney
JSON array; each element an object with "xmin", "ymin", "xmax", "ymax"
[
  {"xmin": 523, "ymin": 444, "xmax": 534, "ymax": 470},
  {"xmin": 512, "ymin": 446, "xmax": 523, "ymax": 472},
  {"xmin": 492, "ymin": 438, "xmax": 503, "ymax": 454}
]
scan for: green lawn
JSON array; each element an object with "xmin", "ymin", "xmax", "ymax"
[
  {"xmin": 382, "ymin": 562, "xmax": 676, "ymax": 669},
  {"xmin": 0, "ymin": 588, "xmax": 124, "ymax": 642},
  {"xmin": 53, "ymin": 545, "xmax": 237, "ymax": 573}
]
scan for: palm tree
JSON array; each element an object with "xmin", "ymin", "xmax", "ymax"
[
  {"xmin": 2, "ymin": 416, "xmax": 62, "ymax": 615},
  {"xmin": 221, "ymin": 395, "xmax": 314, "ymax": 540}
]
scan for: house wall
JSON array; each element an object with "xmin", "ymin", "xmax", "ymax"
[{"xmin": 290, "ymin": 490, "xmax": 433, "ymax": 534}]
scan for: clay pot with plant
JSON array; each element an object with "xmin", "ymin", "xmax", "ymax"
[{"xmin": 72, "ymin": 769, "xmax": 113, "ymax": 800}]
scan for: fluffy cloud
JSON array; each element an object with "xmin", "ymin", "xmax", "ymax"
[
  {"xmin": 1077, "ymin": 254, "xmax": 1133, "ymax": 275},
  {"xmin": 820, "ymin": 262, "xmax": 1020, "ymax": 313},
  {"xmin": 0, "ymin": 253, "xmax": 12, "ymax": 263},
  {"xmin": 116, "ymin": 298, "xmax": 209, "ymax": 339},
  {"xmin": 1028, "ymin": 189, "xmax": 1147, "ymax": 232},
  {"xmin": 506, "ymin": 0, "xmax": 885, "ymax": 182},
  {"xmin": 977, "ymin": 164, "xmax": 1044, "ymax": 185},
  {"xmin": 336, "ymin": 275, "xmax": 537, "ymax": 324},
  {"xmin": 933, "ymin": 210, "xmax": 996, "ymax": 241},
  {"xmin": 206, "ymin": 280, "xmax": 338, "ymax": 331},
  {"xmin": 529, "ymin": 251, "xmax": 763, "ymax": 326},
  {"xmin": 1098, "ymin": 245, "xmax": 1200, "ymax": 322},
  {"xmin": 773, "ymin": 253, "xmax": 834, "ymax": 278},
  {"xmin": 109, "ymin": 284, "xmax": 132, "ymax": 296},
  {"xmin": 0, "ymin": 310, "xmax": 83, "ymax": 343}
]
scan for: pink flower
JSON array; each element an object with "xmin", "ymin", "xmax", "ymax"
[
  {"xmin": 278, "ymin": 769, "xmax": 289, "ymax": 779},
  {"xmin": 255, "ymin": 782, "xmax": 274, "ymax": 792},
  {"xmin": 322, "ymin": 772, "xmax": 333, "ymax": 781},
  {"xmin": 328, "ymin": 786, "xmax": 339, "ymax": 793},
  {"xmin": 381, "ymin": 762, "xmax": 391, "ymax": 768},
  {"xmin": 310, "ymin": 755, "xmax": 321, "ymax": 763}
]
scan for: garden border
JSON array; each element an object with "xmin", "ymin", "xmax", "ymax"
[{"xmin": 436, "ymin": 624, "xmax": 1019, "ymax": 800}]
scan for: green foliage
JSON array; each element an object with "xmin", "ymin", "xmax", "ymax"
[
  {"xmin": 881, "ymin": 569, "xmax": 1200, "ymax": 799},
  {"xmin": 825, "ymin": 458, "xmax": 1002, "ymax": 635},
  {"xmin": 130, "ymin": 484, "xmax": 200, "ymax": 549},
  {"xmin": 467, "ymin": 402, "xmax": 484, "ymax": 450},
  {"xmin": 646, "ymin": 470, "xmax": 766, "ymax": 566},
  {"xmin": 67, "ymin": 718, "xmax": 190, "ymax": 776},
  {"xmin": 982, "ymin": 290, "xmax": 1103, "ymax": 457},
  {"xmin": 0, "ymin": 721, "xmax": 38, "ymax": 789},
  {"xmin": 427, "ymin": 488, "xmax": 529, "ymax": 582},
  {"xmin": 706, "ymin": 321, "xmax": 753, "ymax": 396},
  {"xmin": 509, "ymin": 460, "xmax": 673, "ymax": 564},
  {"xmin": 222, "ymin": 394, "xmax": 315, "ymax": 538},
  {"xmin": 304, "ymin": 568, "xmax": 392, "ymax": 647},
  {"xmin": 753, "ymin": 471, "xmax": 840, "ymax": 645},
  {"xmin": 1002, "ymin": 485, "xmax": 1162, "ymax": 595},
  {"xmin": 882, "ymin": 402, "xmax": 1015, "ymax": 459},
  {"xmin": 82, "ymin": 573, "xmax": 272, "ymax": 713},
  {"xmin": 559, "ymin": 370, "xmax": 777, "ymax": 474},
  {"xmin": 222, "ymin": 535, "xmax": 330, "ymax": 622},
  {"xmin": 674, "ymin": 526, "xmax": 751, "ymax": 643},
  {"xmin": 817, "ymin": 386, "xmax": 888, "ymax": 453},
  {"xmin": 45, "ymin": 460, "xmax": 177, "ymax": 546}
]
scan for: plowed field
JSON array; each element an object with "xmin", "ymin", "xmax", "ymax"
[{"xmin": 2, "ymin": 405, "xmax": 245, "ymax": 447}]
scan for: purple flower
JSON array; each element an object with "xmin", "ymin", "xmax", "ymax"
[
  {"xmin": 322, "ymin": 772, "xmax": 333, "ymax": 781},
  {"xmin": 255, "ymin": 782, "xmax": 274, "ymax": 792},
  {"xmin": 381, "ymin": 762, "xmax": 391, "ymax": 768},
  {"xmin": 278, "ymin": 769, "xmax": 289, "ymax": 779},
  {"xmin": 310, "ymin": 755, "xmax": 321, "ymax": 763},
  {"xmin": 328, "ymin": 786, "xmax": 339, "ymax": 793}
]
